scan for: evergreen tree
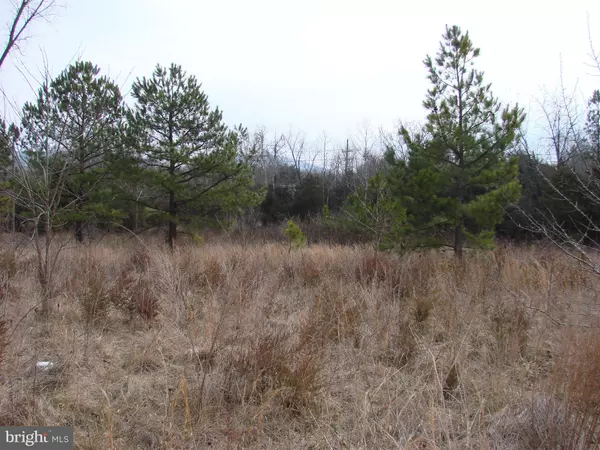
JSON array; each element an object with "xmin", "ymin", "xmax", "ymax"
[
  {"xmin": 260, "ymin": 183, "xmax": 294, "ymax": 224},
  {"xmin": 291, "ymin": 173, "xmax": 324, "ymax": 219},
  {"xmin": 0, "ymin": 120, "xmax": 13, "ymax": 169},
  {"xmin": 338, "ymin": 173, "xmax": 406, "ymax": 250},
  {"xmin": 387, "ymin": 25, "xmax": 524, "ymax": 257},
  {"xmin": 585, "ymin": 90, "xmax": 600, "ymax": 161},
  {"xmin": 284, "ymin": 219, "xmax": 307, "ymax": 250},
  {"xmin": 18, "ymin": 61, "xmax": 124, "ymax": 241},
  {"xmin": 126, "ymin": 63, "xmax": 263, "ymax": 248},
  {"xmin": 0, "ymin": 120, "xmax": 18, "ymax": 231}
]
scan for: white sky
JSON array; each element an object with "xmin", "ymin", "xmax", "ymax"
[{"xmin": 1, "ymin": 0, "xmax": 600, "ymax": 153}]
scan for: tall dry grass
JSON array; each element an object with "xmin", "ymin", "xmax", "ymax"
[{"xmin": 0, "ymin": 236, "xmax": 599, "ymax": 448}]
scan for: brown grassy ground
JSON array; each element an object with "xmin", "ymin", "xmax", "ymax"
[{"xmin": 1, "ymin": 236, "xmax": 599, "ymax": 449}]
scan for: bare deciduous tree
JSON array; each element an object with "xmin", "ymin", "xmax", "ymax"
[
  {"xmin": 282, "ymin": 128, "xmax": 316, "ymax": 183},
  {"xmin": 1, "ymin": 1, "xmax": 60, "ymax": 239},
  {"xmin": 352, "ymin": 121, "xmax": 378, "ymax": 191},
  {"xmin": 252, "ymin": 126, "xmax": 286, "ymax": 187},
  {"xmin": 511, "ymin": 24, "xmax": 600, "ymax": 322},
  {"xmin": 536, "ymin": 77, "xmax": 582, "ymax": 166},
  {"xmin": 9, "ymin": 124, "xmax": 75, "ymax": 317},
  {"xmin": 0, "ymin": 0, "xmax": 58, "ymax": 72},
  {"xmin": 380, "ymin": 120, "xmax": 424, "ymax": 161},
  {"xmin": 7, "ymin": 67, "xmax": 80, "ymax": 318}
]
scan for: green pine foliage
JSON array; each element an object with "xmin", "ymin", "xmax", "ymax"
[
  {"xmin": 284, "ymin": 219, "xmax": 307, "ymax": 250},
  {"xmin": 0, "ymin": 120, "xmax": 17, "ymax": 230},
  {"xmin": 338, "ymin": 173, "xmax": 407, "ymax": 251},
  {"xmin": 386, "ymin": 25, "xmax": 525, "ymax": 257},
  {"xmin": 585, "ymin": 90, "xmax": 600, "ymax": 159},
  {"xmin": 18, "ymin": 61, "xmax": 124, "ymax": 241},
  {"xmin": 124, "ymin": 63, "xmax": 264, "ymax": 248}
]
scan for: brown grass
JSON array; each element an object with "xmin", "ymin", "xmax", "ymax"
[
  {"xmin": 530, "ymin": 327, "xmax": 600, "ymax": 449},
  {"xmin": 0, "ymin": 236, "xmax": 599, "ymax": 448},
  {"xmin": 0, "ymin": 314, "xmax": 7, "ymax": 370}
]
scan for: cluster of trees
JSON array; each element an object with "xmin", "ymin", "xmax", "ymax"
[
  {"xmin": 1, "ymin": 18, "xmax": 600, "ymax": 260},
  {"xmin": 252, "ymin": 129, "xmax": 387, "ymax": 224},
  {"xmin": 502, "ymin": 90, "xmax": 600, "ymax": 247},
  {"xmin": 286, "ymin": 25, "xmax": 600, "ymax": 258},
  {"xmin": 1, "ymin": 62, "xmax": 263, "ymax": 248}
]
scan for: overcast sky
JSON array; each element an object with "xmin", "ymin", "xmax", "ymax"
[{"xmin": 1, "ymin": 0, "xmax": 600, "ymax": 153}]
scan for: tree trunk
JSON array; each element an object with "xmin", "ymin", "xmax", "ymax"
[
  {"xmin": 168, "ymin": 189, "xmax": 176, "ymax": 249},
  {"xmin": 37, "ymin": 214, "xmax": 53, "ymax": 319},
  {"xmin": 38, "ymin": 267, "xmax": 50, "ymax": 317},
  {"xmin": 75, "ymin": 220, "xmax": 84, "ymax": 243},
  {"xmin": 168, "ymin": 220, "xmax": 177, "ymax": 249},
  {"xmin": 10, "ymin": 198, "xmax": 15, "ymax": 233},
  {"xmin": 454, "ymin": 222, "xmax": 464, "ymax": 260},
  {"xmin": 75, "ymin": 165, "xmax": 85, "ymax": 242}
]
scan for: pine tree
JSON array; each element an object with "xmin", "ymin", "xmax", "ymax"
[
  {"xmin": 585, "ymin": 90, "xmax": 600, "ymax": 161},
  {"xmin": 387, "ymin": 25, "xmax": 524, "ymax": 257},
  {"xmin": 18, "ymin": 61, "xmax": 124, "ymax": 241},
  {"xmin": 0, "ymin": 120, "xmax": 18, "ymax": 231},
  {"xmin": 284, "ymin": 219, "xmax": 307, "ymax": 250},
  {"xmin": 126, "ymin": 63, "xmax": 263, "ymax": 248},
  {"xmin": 0, "ymin": 120, "xmax": 13, "ymax": 169}
]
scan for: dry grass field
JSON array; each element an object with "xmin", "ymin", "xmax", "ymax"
[{"xmin": 1, "ymin": 236, "xmax": 600, "ymax": 449}]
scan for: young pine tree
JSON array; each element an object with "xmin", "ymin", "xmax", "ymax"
[
  {"xmin": 284, "ymin": 219, "xmax": 307, "ymax": 251},
  {"xmin": 126, "ymin": 64, "xmax": 262, "ymax": 248},
  {"xmin": 54, "ymin": 62, "xmax": 124, "ymax": 241},
  {"xmin": 18, "ymin": 61, "xmax": 124, "ymax": 242},
  {"xmin": 387, "ymin": 25, "xmax": 524, "ymax": 257}
]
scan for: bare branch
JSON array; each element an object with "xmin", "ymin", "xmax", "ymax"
[
  {"xmin": 0, "ymin": 0, "xmax": 58, "ymax": 72},
  {"xmin": 587, "ymin": 14, "xmax": 600, "ymax": 75}
]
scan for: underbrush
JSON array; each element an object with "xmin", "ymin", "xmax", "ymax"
[{"xmin": 0, "ymin": 238, "xmax": 598, "ymax": 448}]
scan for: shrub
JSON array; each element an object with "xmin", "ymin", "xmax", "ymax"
[
  {"xmin": 111, "ymin": 266, "xmax": 159, "ymax": 324},
  {"xmin": 378, "ymin": 319, "xmax": 417, "ymax": 368},
  {"xmin": 226, "ymin": 329, "xmax": 325, "ymax": 413},
  {"xmin": 284, "ymin": 219, "xmax": 307, "ymax": 250},
  {"xmin": 70, "ymin": 258, "xmax": 111, "ymax": 326}
]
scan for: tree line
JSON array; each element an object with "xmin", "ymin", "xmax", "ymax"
[{"xmin": 1, "ymin": 24, "xmax": 599, "ymax": 257}]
